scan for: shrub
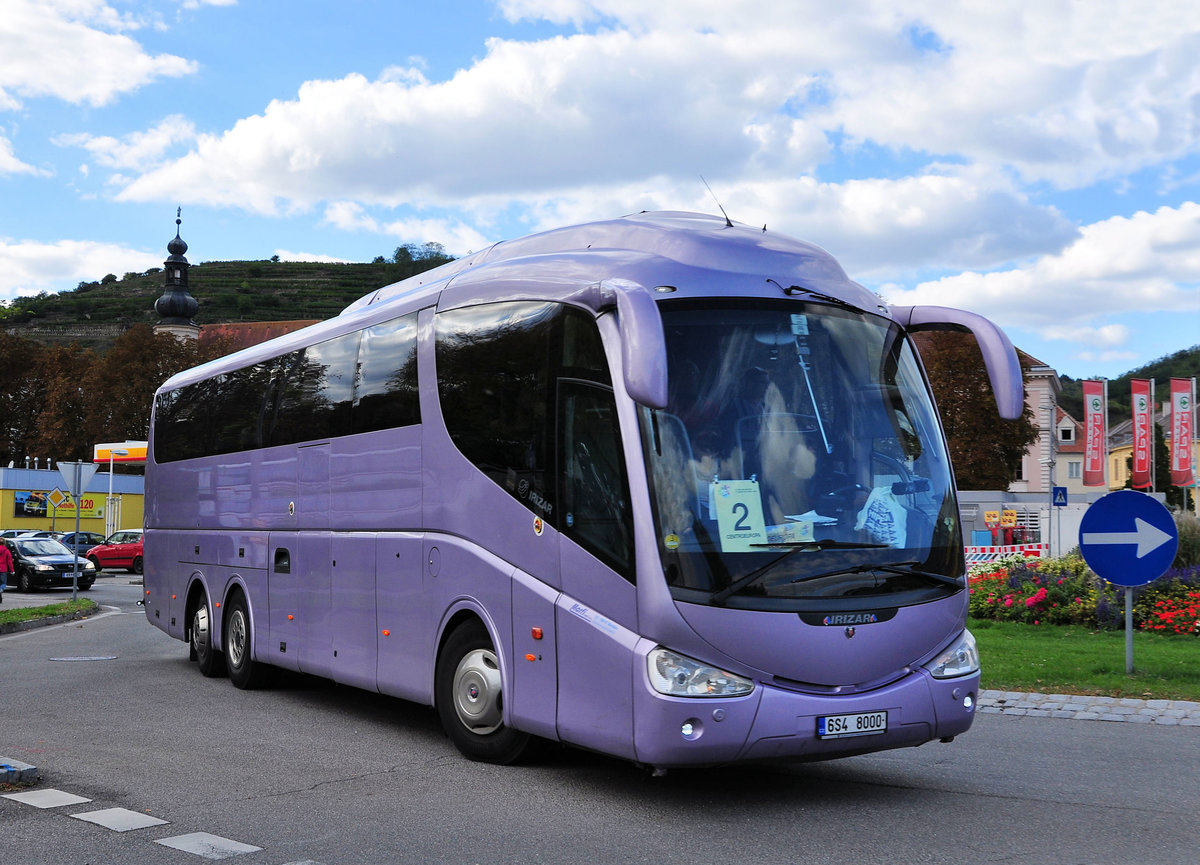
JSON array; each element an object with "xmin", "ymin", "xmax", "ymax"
[
  {"xmin": 1174, "ymin": 512, "xmax": 1200, "ymax": 569},
  {"xmin": 968, "ymin": 554, "xmax": 1200, "ymax": 633}
]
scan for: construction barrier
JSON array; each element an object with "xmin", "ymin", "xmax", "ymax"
[{"xmin": 964, "ymin": 543, "xmax": 1049, "ymax": 565}]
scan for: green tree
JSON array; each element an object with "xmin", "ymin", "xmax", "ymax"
[
  {"xmin": 915, "ymin": 331, "xmax": 1040, "ymax": 490},
  {"xmin": 34, "ymin": 343, "xmax": 98, "ymax": 460},
  {"xmin": 86, "ymin": 324, "xmax": 210, "ymax": 443}
]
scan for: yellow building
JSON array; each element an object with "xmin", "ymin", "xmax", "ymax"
[{"xmin": 0, "ymin": 464, "xmax": 144, "ymax": 537}]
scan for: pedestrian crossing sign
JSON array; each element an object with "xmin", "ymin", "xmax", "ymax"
[{"xmin": 1052, "ymin": 486, "xmax": 1067, "ymax": 507}]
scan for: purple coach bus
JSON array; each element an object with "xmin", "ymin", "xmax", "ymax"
[{"xmin": 144, "ymin": 211, "xmax": 1022, "ymax": 769}]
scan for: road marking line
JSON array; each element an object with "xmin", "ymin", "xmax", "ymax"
[
  {"xmin": 155, "ymin": 832, "xmax": 263, "ymax": 859},
  {"xmin": 2, "ymin": 788, "xmax": 91, "ymax": 808},
  {"xmin": 70, "ymin": 806, "xmax": 169, "ymax": 832}
]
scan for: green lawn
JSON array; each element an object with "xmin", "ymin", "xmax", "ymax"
[
  {"xmin": 971, "ymin": 617, "xmax": 1200, "ymax": 702},
  {"xmin": 0, "ymin": 598, "xmax": 98, "ymax": 628}
]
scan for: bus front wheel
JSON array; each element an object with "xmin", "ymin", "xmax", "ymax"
[
  {"xmin": 436, "ymin": 619, "xmax": 531, "ymax": 764},
  {"xmin": 224, "ymin": 592, "xmax": 266, "ymax": 689}
]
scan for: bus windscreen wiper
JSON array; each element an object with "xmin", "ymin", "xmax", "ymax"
[
  {"xmin": 709, "ymin": 541, "xmax": 890, "ymax": 605},
  {"xmin": 789, "ymin": 560, "xmax": 963, "ymax": 589}
]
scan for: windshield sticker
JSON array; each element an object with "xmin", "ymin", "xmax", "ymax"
[
  {"xmin": 710, "ymin": 480, "xmax": 767, "ymax": 552},
  {"xmin": 765, "ymin": 520, "xmax": 813, "ymax": 545},
  {"xmin": 789, "ymin": 314, "xmax": 809, "ymax": 335},
  {"xmin": 664, "ymin": 533, "xmax": 680, "ymax": 550}
]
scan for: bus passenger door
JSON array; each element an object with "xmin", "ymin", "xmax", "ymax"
[{"xmin": 553, "ymin": 380, "xmax": 638, "ymax": 759}]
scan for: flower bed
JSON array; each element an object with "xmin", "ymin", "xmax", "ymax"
[{"xmin": 968, "ymin": 553, "xmax": 1200, "ymax": 633}]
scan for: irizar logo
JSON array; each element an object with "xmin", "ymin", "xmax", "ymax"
[{"xmin": 822, "ymin": 613, "xmax": 879, "ymax": 626}]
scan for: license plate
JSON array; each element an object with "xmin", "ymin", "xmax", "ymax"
[{"xmin": 816, "ymin": 710, "xmax": 888, "ymax": 739}]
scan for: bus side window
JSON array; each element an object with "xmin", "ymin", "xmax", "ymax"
[
  {"xmin": 355, "ymin": 313, "xmax": 420, "ymax": 432},
  {"xmin": 436, "ymin": 301, "xmax": 556, "ymax": 526},
  {"xmin": 558, "ymin": 381, "xmax": 634, "ymax": 581}
]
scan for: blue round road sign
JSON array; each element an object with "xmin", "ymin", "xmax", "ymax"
[{"xmin": 1078, "ymin": 490, "xmax": 1178, "ymax": 587}]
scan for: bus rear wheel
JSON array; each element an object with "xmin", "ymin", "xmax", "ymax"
[
  {"xmin": 224, "ymin": 592, "xmax": 266, "ymax": 689},
  {"xmin": 436, "ymin": 619, "xmax": 531, "ymax": 764},
  {"xmin": 190, "ymin": 595, "xmax": 224, "ymax": 678}
]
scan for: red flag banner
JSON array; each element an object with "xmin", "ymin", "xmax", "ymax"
[
  {"xmin": 1170, "ymin": 378, "xmax": 1194, "ymax": 487},
  {"xmin": 1083, "ymin": 380, "xmax": 1107, "ymax": 486},
  {"xmin": 1131, "ymin": 378, "xmax": 1153, "ymax": 488}
]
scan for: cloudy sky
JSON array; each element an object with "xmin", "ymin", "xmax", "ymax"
[{"xmin": 2, "ymin": 0, "xmax": 1198, "ymax": 380}]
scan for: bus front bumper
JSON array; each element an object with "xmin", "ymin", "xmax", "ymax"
[{"xmin": 631, "ymin": 666, "xmax": 979, "ymax": 768}]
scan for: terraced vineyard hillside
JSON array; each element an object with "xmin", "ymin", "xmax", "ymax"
[{"xmin": 1, "ymin": 255, "xmax": 452, "ymax": 351}]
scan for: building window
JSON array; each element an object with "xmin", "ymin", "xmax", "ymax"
[
  {"xmin": 1059, "ymin": 426, "xmax": 1074, "ymax": 443},
  {"xmin": 1067, "ymin": 460, "xmax": 1081, "ymax": 479}
]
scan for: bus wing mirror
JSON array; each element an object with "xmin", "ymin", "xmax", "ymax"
[
  {"xmin": 891, "ymin": 305, "xmax": 1024, "ymax": 420},
  {"xmin": 601, "ymin": 280, "xmax": 668, "ymax": 409}
]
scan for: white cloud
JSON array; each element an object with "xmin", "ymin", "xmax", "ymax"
[
  {"xmin": 0, "ymin": 237, "xmax": 162, "ymax": 300},
  {"xmin": 0, "ymin": 130, "xmax": 43, "ymax": 175},
  {"xmin": 99, "ymin": 0, "xmax": 1200, "ymax": 242},
  {"xmin": 0, "ymin": 0, "xmax": 196, "ymax": 110},
  {"xmin": 884, "ymin": 202, "xmax": 1200, "ymax": 340},
  {"xmin": 54, "ymin": 115, "xmax": 198, "ymax": 171},
  {"xmin": 321, "ymin": 202, "xmax": 494, "ymax": 256}
]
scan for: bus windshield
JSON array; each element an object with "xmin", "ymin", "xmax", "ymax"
[{"xmin": 642, "ymin": 299, "xmax": 963, "ymax": 611}]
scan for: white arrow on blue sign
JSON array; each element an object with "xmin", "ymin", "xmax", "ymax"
[{"xmin": 1078, "ymin": 490, "xmax": 1178, "ymax": 587}]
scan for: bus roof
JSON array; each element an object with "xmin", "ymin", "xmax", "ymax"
[
  {"xmin": 343, "ymin": 210, "xmax": 877, "ymax": 315},
  {"xmin": 158, "ymin": 211, "xmax": 879, "ymax": 393}
]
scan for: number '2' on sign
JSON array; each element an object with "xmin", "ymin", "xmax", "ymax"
[{"xmin": 711, "ymin": 480, "xmax": 767, "ymax": 552}]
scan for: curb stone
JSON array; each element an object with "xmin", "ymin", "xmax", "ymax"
[
  {"xmin": 979, "ymin": 689, "xmax": 1200, "ymax": 725},
  {"xmin": 0, "ymin": 758, "xmax": 40, "ymax": 784}
]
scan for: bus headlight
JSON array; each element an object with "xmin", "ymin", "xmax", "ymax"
[
  {"xmin": 924, "ymin": 630, "xmax": 980, "ymax": 679},
  {"xmin": 647, "ymin": 647, "xmax": 754, "ymax": 697}
]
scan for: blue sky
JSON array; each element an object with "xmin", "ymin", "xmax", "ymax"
[{"xmin": 2, "ymin": 0, "xmax": 1198, "ymax": 382}]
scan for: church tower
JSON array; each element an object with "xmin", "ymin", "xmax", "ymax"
[{"xmin": 154, "ymin": 207, "xmax": 200, "ymax": 340}]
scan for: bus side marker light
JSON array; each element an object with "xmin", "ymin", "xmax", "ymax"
[
  {"xmin": 531, "ymin": 627, "xmax": 543, "ymax": 640},
  {"xmin": 525, "ymin": 653, "xmax": 537, "ymax": 662},
  {"xmin": 382, "ymin": 630, "xmax": 390, "ymax": 637},
  {"xmin": 287, "ymin": 614, "xmax": 294, "ymax": 620},
  {"xmin": 171, "ymin": 595, "xmax": 176, "ymax": 600}
]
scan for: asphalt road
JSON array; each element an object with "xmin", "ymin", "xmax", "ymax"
[{"xmin": 2, "ymin": 580, "xmax": 1198, "ymax": 865}]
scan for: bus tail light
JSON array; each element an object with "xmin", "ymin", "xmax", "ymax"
[{"xmin": 647, "ymin": 648, "xmax": 754, "ymax": 698}]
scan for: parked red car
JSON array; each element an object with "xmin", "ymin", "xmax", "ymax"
[{"xmin": 86, "ymin": 529, "xmax": 144, "ymax": 574}]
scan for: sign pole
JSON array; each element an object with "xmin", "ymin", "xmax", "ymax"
[
  {"xmin": 72, "ymin": 474, "xmax": 81, "ymax": 602},
  {"xmin": 56, "ymin": 461, "xmax": 100, "ymax": 603},
  {"xmin": 1078, "ymin": 490, "xmax": 1179, "ymax": 680},
  {"xmin": 1125, "ymin": 588, "xmax": 1134, "ymax": 674}
]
